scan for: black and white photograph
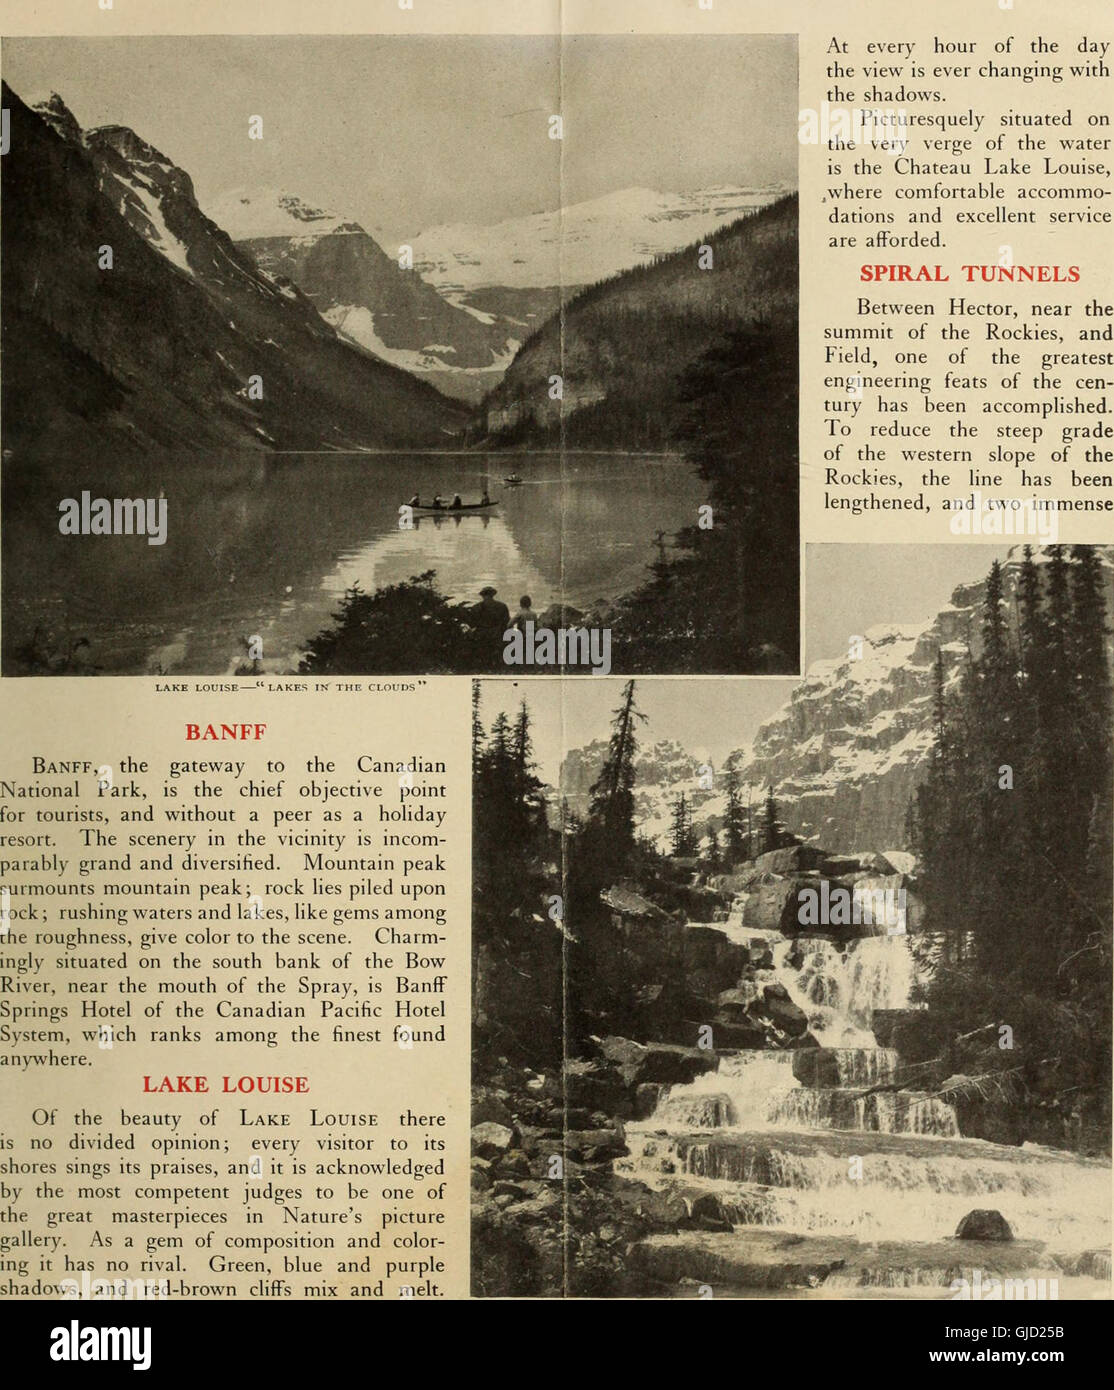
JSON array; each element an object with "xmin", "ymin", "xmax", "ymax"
[
  {"xmin": 1, "ymin": 33, "xmax": 798, "ymax": 677},
  {"xmin": 471, "ymin": 544, "xmax": 1113, "ymax": 1298}
]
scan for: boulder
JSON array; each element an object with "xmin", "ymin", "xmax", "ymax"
[
  {"xmin": 820, "ymin": 851, "xmax": 897, "ymax": 878},
  {"xmin": 791, "ymin": 1050, "xmax": 842, "ymax": 1088},
  {"xmin": 754, "ymin": 845, "xmax": 828, "ymax": 874},
  {"xmin": 565, "ymin": 1127, "xmax": 628, "ymax": 1163},
  {"xmin": 717, "ymin": 984, "xmax": 761, "ymax": 1016},
  {"xmin": 492, "ymin": 1181, "xmax": 531, "ymax": 1201},
  {"xmin": 760, "ymin": 983, "xmax": 809, "ymax": 1036},
  {"xmin": 629, "ymin": 1187, "xmax": 690, "ymax": 1231},
  {"xmin": 597, "ymin": 1036, "xmax": 716, "ymax": 1087},
  {"xmin": 955, "ymin": 1209, "xmax": 1015, "ymax": 1241},
  {"xmin": 710, "ymin": 1013, "xmax": 769, "ymax": 1048},
  {"xmin": 748, "ymin": 941, "xmax": 775, "ymax": 970},
  {"xmin": 689, "ymin": 1191, "xmax": 731, "ymax": 1227},
  {"xmin": 564, "ymin": 1057, "xmax": 629, "ymax": 1113},
  {"xmin": 631, "ymin": 980, "xmax": 705, "ymax": 1045},
  {"xmin": 472, "ymin": 1087, "xmax": 515, "ymax": 1128},
  {"xmin": 496, "ymin": 1148, "xmax": 532, "ymax": 1179},
  {"xmin": 471, "ymin": 1122, "xmax": 515, "ymax": 1159},
  {"xmin": 510, "ymin": 1189, "xmax": 564, "ymax": 1224},
  {"xmin": 871, "ymin": 1007, "xmax": 922, "ymax": 1050},
  {"xmin": 634, "ymin": 1083, "xmax": 664, "ymax": 1119}
]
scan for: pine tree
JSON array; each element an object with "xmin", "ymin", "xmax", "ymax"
[
  {"xmin": 670, "ymin": 793, "xmax": 693, "ymax": 857},
  {"xmin": 723, "ymin": 761, "xmax": 747, "ymax": 864},
  {"xmin": 588, "ymin": 680, "xmax": 645, "ymax": 866},
  {"xmin": 1045, "ymin": 546, "xmax": 1072, "ymax": 680},
  {"xmin": 763, "ymin": 787, "xmax": 781, "ymax": 853},
  {"xmin": 513, "ymin": 700, "xmax": 531, "ymax": 783},
  {"xmin": 1070, "ymin": 544, "xmax": 1111, "ymax": 731},
  {"xmin": 981, "ymin": 558, "xmax": 1007, "ymax": 672},
  {"xmin": 1016, "ymin": 544, "xmax": 1046, "ymax": 693},
  {"xmin": 489, "ymin": 711, "xmax": 511, "ymax": 761}
]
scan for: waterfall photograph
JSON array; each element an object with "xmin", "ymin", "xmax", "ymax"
[
  {"xmin": 1, "ymin": 32, "xmax": 798, "ymax": 678},
  {"xmin": 470, "ymin": 543, "xmax": 1113, "ymax": 1298}
]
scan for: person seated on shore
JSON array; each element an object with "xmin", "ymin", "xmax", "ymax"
[
  {"xmin": 512, "ymin": 595, "xmax": 535, "ymax": 633},
  {"xmin": 450, "ymin": 493, "xmax": 463, "ymax": 509}
]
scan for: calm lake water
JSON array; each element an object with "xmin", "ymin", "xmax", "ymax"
[{"xmin": 3, "ymin": 452, "xmax": 705, "ymax": 674}]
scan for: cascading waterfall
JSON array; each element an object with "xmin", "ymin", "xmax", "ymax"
[
  {"xmin": 617, "ymin": 927, "xmax": 1111, "ymax": 1265},
  {"xmin": 766, "ymin": 933, "xmax": 915, "ymax": 1048}
]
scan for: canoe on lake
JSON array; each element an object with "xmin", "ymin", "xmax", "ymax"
[{"xmin": 409, "ymin": 499, "xmax": 499, "ymax": 512}]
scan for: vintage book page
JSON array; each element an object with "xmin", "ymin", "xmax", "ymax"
[{"xmin": 0, "ymin": 0, "xmax": 1110, "ymax": 1355}]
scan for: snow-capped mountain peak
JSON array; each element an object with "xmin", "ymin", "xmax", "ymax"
[
  {"xmin": 202, "ymin": 188, "xmax": 359, "ymax": 242},
  {"xmin": 411, "ymin": 183, "xmax": 791, "ymax": 292}
]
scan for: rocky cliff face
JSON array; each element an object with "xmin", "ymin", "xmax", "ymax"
[
  {"xmin": 559, "ymin": 738, "xmax": 710, "ymax": 835},
  {"xmin": 561, "ymin": 548, "xmax": 1114, "ymax": 855},
  {"xmin": 738, "ymin": 548, "xmax": 1113, "ymax": 851},
  {"xmin": 207, "ymin": 189, "xmax": 526, "ymax": 404},
  {"xmin": 2, "ymin": 86, "xmax": 467, "ymax": 456}
]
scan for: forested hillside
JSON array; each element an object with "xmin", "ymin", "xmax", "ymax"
[{"xmin": 476, "ymin": 194, "xmax": 797, "ymax": 450}]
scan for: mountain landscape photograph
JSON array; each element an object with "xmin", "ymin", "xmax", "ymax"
[
  {"xmin": 0, "ymin": 33, "xmax": 798, "ymax": 676},
  {"xmin": 471, "ymin": 543, "xmax": 1113, "ymax": 1297}
]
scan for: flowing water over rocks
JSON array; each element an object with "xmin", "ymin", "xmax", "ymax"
[{"xmin": 616, "ymin": 925, "xmax": 1111, "ymax": 1297}]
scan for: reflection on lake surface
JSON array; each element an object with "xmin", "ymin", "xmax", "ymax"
[{"xmin": 2, "ymin": 452, "xmax": 705, "ymax": 674}]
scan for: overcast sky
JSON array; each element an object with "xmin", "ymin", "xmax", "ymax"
[{"xmin": 3, "ymin": 34, "xmax": 797, "ymax": 243}]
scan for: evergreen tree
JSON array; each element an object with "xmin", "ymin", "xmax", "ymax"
[
  {"xmin": 472, "ymin": 698, "xmax": 560, "ymax": 1071},
  {"xmin": 587, "ymin": 680, "xmax": 645, "ymax": 866},
  {"xmin": 981, "ymin": 558, "xmax": 1007, "ymax": 672},
  {"xmin": 910, "ymin": 549, "xmax": 1112, "ymax": 1146},
  {"xmin": 723, "ymin": 761, "xmax": 747, "ymax": 864},
  {"xmin": 670, "ymin": 793, "xmax": 694, "ymax": 857},
  {"xmin": 763, "ymin": 787, "xmax": 781, "ymax": 853},
  {"xmin": 513, "ymin": 700, "xmax": 531, "ymax": 783},
  {"xmin": 1070, "ymin": 544, "xmax": 1111, "ymax": 732},
  {"xmin": 1016, "ymin": 544, "xmax": 1046, "ymax": 689}
]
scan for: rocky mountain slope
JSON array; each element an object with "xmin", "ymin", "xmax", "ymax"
[
  {"xmin": 561, "ymin": 548, "xmax": 1114, "ymax": 855},
  {"xmin": 741, "ymin": 547, "xmax": 1113, "ymax": 851},
  {"xmin": 478, "ymin": 193, "xmax": 798, "ymax": 448},
  {"xmin": 205, "ymin": 188, "xmax": 529, "ymax": 404},
  {"xmin": 1, "ymin": 86, "xmax": 466, "ymax": 456},
  {"xmin": 559, "ymin": 738, "xmax": 708, "ymax": 834}
]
